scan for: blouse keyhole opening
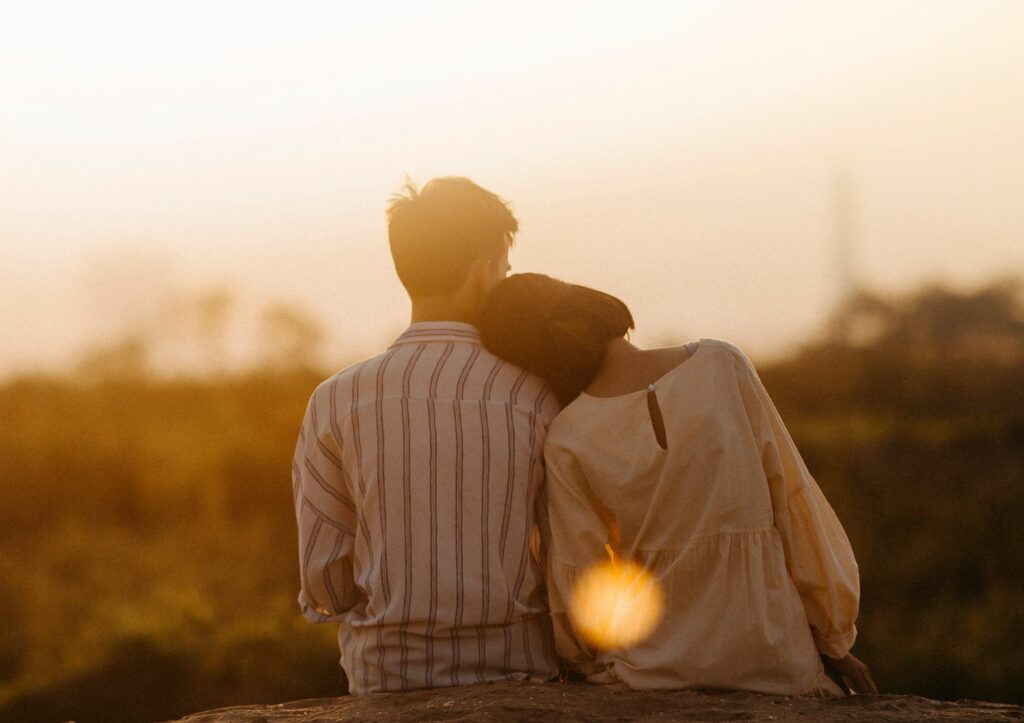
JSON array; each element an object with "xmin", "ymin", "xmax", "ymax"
[{"xmin": 646, "ymin": 384, "xmax": 668, "ymax": 451}]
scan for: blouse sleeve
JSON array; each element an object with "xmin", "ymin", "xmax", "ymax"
[
  {"xmin": 543, "ymin": 445, "xmax": 617, "ymax": 673},
  {"xmin": 734, "ymin": 351, "xmax": 861, "ymax": 659}
]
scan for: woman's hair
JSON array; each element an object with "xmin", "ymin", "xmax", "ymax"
[{"xmin": 479, "ymin": 273, "xmax": 635, "ymax": 405}]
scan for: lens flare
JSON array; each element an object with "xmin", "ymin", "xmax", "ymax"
[{"xmin": 569, "ymin": 559, "xmax": 664, "ymax": 650}]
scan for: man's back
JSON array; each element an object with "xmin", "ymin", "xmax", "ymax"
[{"xmin": 294, "ymin": 322, "xmax": 561, "ymax": 694}]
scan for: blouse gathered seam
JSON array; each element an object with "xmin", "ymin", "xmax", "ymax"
[{"xmin": 547, "ymin": 526, "xmax": 778, "ymax": 567}]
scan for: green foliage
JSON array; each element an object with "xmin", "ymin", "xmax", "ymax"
[
  {"xmin": 0, "ymin": 370, "xmax": 341, "ymax": 723},
  {"xmin": 762, "ymin": 278, "xmax": 1024, "ymax": 705},
  {"xmin": 0, "ymin": 278, "xmax": 1021, "ymax": 721}
]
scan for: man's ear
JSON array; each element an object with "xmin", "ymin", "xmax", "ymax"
[{"xmin": 465, "ymin": 255, "xmax": 493, "ymax": 293}]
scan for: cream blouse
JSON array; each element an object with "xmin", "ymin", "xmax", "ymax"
[{"xmin": 542, "ymin": 338, "xmax": 858, "ymax": 695}]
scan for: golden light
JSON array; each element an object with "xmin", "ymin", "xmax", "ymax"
[
  {"xmin": 570, "ymin": 558, "xmax": 664, "ymax": 650},
  {"xmin": 3, "ymin": 4, "xmax": 1023, "ymax": 377}
]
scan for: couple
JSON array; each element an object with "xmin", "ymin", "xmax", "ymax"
[{"xmin": 292, "ymin": 177, "xmax": 876, "ymax": 698}]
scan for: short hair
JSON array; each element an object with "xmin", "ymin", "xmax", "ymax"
[
  {"xmin": 479, "ymin": 273, "xmax": 635, "ymax": 405},
  {"xmin": 387, "ymin": 177, "xmax": 518, "ymax": 297}
]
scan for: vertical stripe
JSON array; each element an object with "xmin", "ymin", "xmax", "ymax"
[
  {"xmin": 296, "ymin": 325, "xmax": 560, "ymax": 695},
  {"xmin": 291, "ymin": 460, "xmax": 302, "ymax": 507},
  {"xmin": 303, "ymin": 516, "xmax": 324, "ymax": 593},
  {"xmin": 499, "ymin": 371, "xmax": 526, "ymax": 673},
  {"xmin": 374, "ymin": 349, "xmax": 397, "ymax": 691},
  {"xmin": 450, "ymin": 344, "xmax": 480, "ymax": 686},
  {"xmin": 349, "ymin": 365, "xmax": 372, "ymax": 696},
  {"xmin": 339, "ymin": 626, "xmax": 353, "ymax": 693},
  {"xmin": 398, "ymin": 344, "xmax": 426, "ymax": 689},
  {"xmin": 424, "ymin": 343, "xmax": 453, "ymax": 689},
  {"xmin": 323, "ymin": 532, "xmax": 346, "ymax": 611},
  {"xmin": 328, "ymin": 377, "xmax": 352, "ymax": 483},
  {"xmin": 500, "ymin": 370, "xmax": 529, "ymax": 561},
  {"xmin": 511, "ymin": 384, "xmax": 549, "ymax": 674},
  {"xmin": 475, "ymin": 359, "xmax": 503, "ymax": 682},
  {"xmin": 350, "ymin": 367, "xmax": 366, "ymax": 496}
]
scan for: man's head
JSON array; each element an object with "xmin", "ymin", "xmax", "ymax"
[{"xmin": 387, "ymin": 177, "xmax": 516, "ymax": 307}]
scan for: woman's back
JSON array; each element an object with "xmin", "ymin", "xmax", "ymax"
[
  {"xmin": 581, "ymin": 340, "xmax": 696, "ymax": 399},
  {"xmin": 543, "ymin": 338, "xmax": 855, "ymax": 695}
]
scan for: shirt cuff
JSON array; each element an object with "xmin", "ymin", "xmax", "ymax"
[
  {"xmin": 814, "ymin": 625, "xmax": 858, "ymax": 659},
  {"xmin": 298, "ymin": 590, "xmax": 339, "ymax": 624}
]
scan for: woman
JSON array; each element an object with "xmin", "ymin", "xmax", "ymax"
[{"xmin": 478, "ymin": 273, "xmax": 877, "ymax": 697}]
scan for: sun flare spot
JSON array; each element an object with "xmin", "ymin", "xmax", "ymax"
[{"xmin": 570, "ymin": 559, "xmax": 664, "ymax": 650}]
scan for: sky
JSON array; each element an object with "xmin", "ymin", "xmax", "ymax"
[{"xmin": 2, "ymin": 1, "xmax": 1022, "ymax": 376}]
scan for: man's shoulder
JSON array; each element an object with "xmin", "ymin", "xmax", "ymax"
[
  {"xmin": 308, "ymin": 350, "xmax": 393, "ymax": 405},
  {"xmin": 308, "ymin": 344, "xmax": 560, "ymax": 421},
  {"xmin": 477, "ymin": 347, "xmax": 561, "ymax": 419}
]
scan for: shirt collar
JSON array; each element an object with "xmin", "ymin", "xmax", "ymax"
[{"xmin": 389, "ymin": 322, "xmax": 482, "ymax": 348}]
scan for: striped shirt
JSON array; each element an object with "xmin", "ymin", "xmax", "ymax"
[{"xmin": 293, "ymin": 322, "xmax": 562, "ymax": 694}]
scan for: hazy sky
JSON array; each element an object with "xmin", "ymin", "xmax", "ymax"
[{"xmin": 2, "ymin": 1, "xmax": 1022, "ymax": 376}]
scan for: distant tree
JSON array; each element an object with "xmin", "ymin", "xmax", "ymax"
[
  {"xmin": 764, "ymin": 276, "xmax": 1024, "ymax": 416},
  {"xmin": 256, "ymin": 303, "xmax": 326, "ymax": 372},
  {"xmin": 824, "ymin": 276, "xmax": 1024, "ymax": 360},
  {"xmin": 193, "ymin": 290, "xmax": 235, "ymax": 373},
  {"xmin": 159, "ymin": 288, "xmax": 236, "ymax": 375},
  {"xmin": 75, "ymin": 334, "xmax": 152, "ymax": 382}
]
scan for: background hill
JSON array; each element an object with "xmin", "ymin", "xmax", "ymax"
[{"xmin": 0, "ymin": 278, "xmax": 1021, "ymax": 723}]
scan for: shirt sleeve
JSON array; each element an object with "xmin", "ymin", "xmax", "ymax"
[
  {"xmin": 734, "ymin": 351, "xmax": 861, "ymax": 659},
  {"xmin": 293, "ymin": 385, "xmax": 361, "ymax": 623},
  {"xmin": 543, "ymin": 445, "xmax": 616, "ymax": 674}
]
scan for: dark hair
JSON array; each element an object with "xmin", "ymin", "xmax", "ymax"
[
  {"xmin": 387, "ymin": 177, "xmax": 518, "ymax": 297},
  {"xmin": 479, "ymin": 273, "xmax": 635, "ymax": 405}
]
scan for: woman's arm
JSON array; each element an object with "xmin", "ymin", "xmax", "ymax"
[{"xmin": 732, "ymin": 349, "xmax": 862, "ymax": 660}]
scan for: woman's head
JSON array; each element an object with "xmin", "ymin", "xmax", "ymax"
[{"xmin": 479, "ymin": 273, "xmax": 635, "ymax": 405}]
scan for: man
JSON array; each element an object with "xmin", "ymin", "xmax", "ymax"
[{"xmin": 292, "ymin": 177, "xmax": 561, "ymax": 694}]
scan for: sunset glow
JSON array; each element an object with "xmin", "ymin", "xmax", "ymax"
[
  {"xmin": 3, "ymin": 5, "xmax": 1022, "ymax": 718},
  {"xmin": 2, "ymin": 2, "xmax": 1022, "ymax": 377}
]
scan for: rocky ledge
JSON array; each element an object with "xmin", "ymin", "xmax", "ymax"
[{"xmin": 169, "ymin": 681, "xmax": 1024, "ymax": 722}]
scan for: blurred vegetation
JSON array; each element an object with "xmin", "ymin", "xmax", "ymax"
[
  {"xmin": 0, "ymin": 277, "xmax": 1022, "ymax": 722},
  {"xmin": 759, "ymin": 276, "xmax": 1024, "ymax": 705}
]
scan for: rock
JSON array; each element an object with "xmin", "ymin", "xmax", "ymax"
[{"xmin": 167, "ymin": 681, "xmax": 1024, "ymax": 722}]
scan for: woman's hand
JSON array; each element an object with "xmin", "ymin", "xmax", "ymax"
[{"xmin": 825, "ymin": 652, "xmax": 879, "ymax": 695}]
